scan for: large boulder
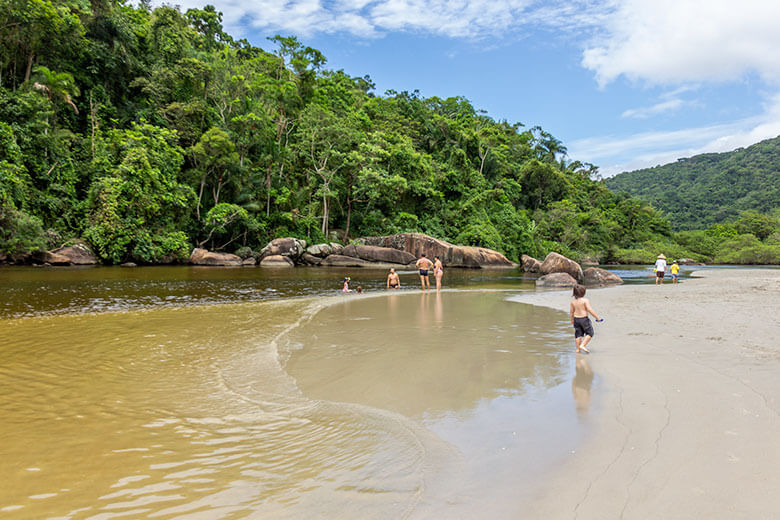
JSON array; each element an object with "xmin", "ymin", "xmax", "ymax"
[
  {"xmin": 259, "ymin": 238, "xmax": 306, "ymax": 262},
  {"xmin": 190, "ymin": 248, "xmax": 242, "ymax": 266},
  {"xmin": 306, "ymin": 243, "xmax": 332, "ymax": 257},
  {"xmin": 300, "ymin": 253, "xmax": 322, "ymax": 265},
  {"xmin": 540, "ymin": 252, "xmax": 583, "ymax": 282},
  {"xmin": 242, "ymin": 257, "xmax": 257, "ymax": 266},
  {"xmin": 677, "ymin": 258, "xmax": 702, "ymax": 265},
  {"xmin": 536, "ymin": 272, "xmax": 578, "ymax": 288},
  {"xmin": 342, "ymin": 244, "xmax": 416, "ymax": 265},
  {"xmin": 50, "ymin": 242, "xmax": 99, "ymax": 265},
  {"xmin": 33, "ymin": 250, "xmax": 72, "ymax": 266},
  {"xmin": 521, "ymin": 254, "xmax": 542, "ymax": 273},
  {"xmin": 583, "ymin": 267, "xmax": 623, "ymax": 286},
  {"xmin": 358, "ymin": 233, "xmax": 514, "ymax": 268},
  {"xmin": 260, "ymin": 255, "xmax": 294, "ymax": 267},
  {"xmin": 320, "ymin": 254, "xmax": 374, "ymax": 267}
]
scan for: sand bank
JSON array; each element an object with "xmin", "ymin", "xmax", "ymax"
[{"xmin": 510, "ymin": 269, "xmax": 780, "ymax": 519}]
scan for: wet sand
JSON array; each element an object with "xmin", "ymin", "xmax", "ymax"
[{"xmin": 509, "ymin": 269, "xmax": 780, "ymax": 519}]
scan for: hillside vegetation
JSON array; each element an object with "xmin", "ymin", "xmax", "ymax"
[
  {"xmin": 606, "ymin": 136, "xmax": 780, "ymax": 230},
  {"xmin": 1, "ymin": 1, "xmax": 778, "ymax": 265}
]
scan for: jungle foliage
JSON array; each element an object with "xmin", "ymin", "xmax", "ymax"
[{"xmin": 0, "ymin": 1, "xmax": 777, "ymax": 265}]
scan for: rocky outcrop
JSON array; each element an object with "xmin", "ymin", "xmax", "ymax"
[
  {"xmin": 583, "ymin": 267, "xmax": 623, "ymax": 286},
  {"xmin": 242, "ymin": 257, "xmax": 256, "ymax": 266},
  {"xmin": 359, "ymin": 233, "xmax": 514, "ymax": 268},
  {"xmin": 536, "ymin": 272, "xmax": 578, "ymax": 288},
  {"xmin": 540, "ymin": 252, "xmax": 583, "ymax": 282},
  {"xmin": 521, "ymin": 254, "xmax": 542, "ymax": 273},
  {"xmin": 259, "ymin": 238, "xmax": 306, "ymax": 262},
  {"xmin": 319, "ymin": 254, "xmax": 374, "ymax": 267},
  {"xmin": 677, "ymin": 258, "xmax": 702, "ymax": 265},
  {"xmin": 190, "ymin": 248, "xmax": 242, "ymax": 266},
  {"xmin": 260, "ymin": 255, "xmax": 294, "ymax": 267},
  {"xmin": 120, "ymin": 262, "xmax": 137, "ymax": 267},
  {"xmin": 581, "ymin": 257, "xmax": 600, "ymax": 266},
  {"xmin": 50, "ymin": 242, "xmax": 99, "ymax": 265},
  {"xmin": 342, "ymin": 244, "xmax": 416, "ymax": 265}
]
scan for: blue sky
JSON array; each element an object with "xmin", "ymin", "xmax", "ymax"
[{"xmin": 166, "ymin": 0, "xmax": 780, "ymax": 176}]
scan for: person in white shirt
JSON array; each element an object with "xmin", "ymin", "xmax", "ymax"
[{"xmin": 654, "ymin": 254, "xmax": 667, "ymax": 285}]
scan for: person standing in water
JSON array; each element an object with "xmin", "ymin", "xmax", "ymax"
[
  {"xmin": 654, "ymin": 254, "xmax": 667, "ymax": 285},
  {"xmin": 386, "ymin": 268, "xmax": 401, "ymax": 289},
  {"xmin": 570, "ymin": 284, "xmax": 603, "ymax": 354},
  {"xmin": 416, "ymin": 253, "xmax": 433, "ymax": 290},
  {"xmin": 670, "ymin": 260, "xmax": 680, "ymax": 284},
  {"xmin": 342, "ymin": 277, "xmax": 351, "ymax": 293},
  {"xmin": 433, "ymin": 256, "xmax": 444, "ymax": 291}
]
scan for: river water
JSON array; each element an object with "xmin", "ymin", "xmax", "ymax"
[{"xmin": 1, "ymin": 266, "xmax": 601, "ymax": 519}]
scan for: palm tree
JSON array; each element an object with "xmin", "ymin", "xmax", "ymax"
[{"xmin": 31, "ymin": 66, "xmax": 80, "ymax": 115}]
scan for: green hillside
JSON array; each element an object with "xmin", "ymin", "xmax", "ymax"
[{"xmin": 605, "ymin": 136, "xmax": 780, "ymax": 230}]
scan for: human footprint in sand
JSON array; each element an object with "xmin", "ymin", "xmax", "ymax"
[{"xmin": 570, "ymin": 284, "xmax": 603, "ymax": 354}]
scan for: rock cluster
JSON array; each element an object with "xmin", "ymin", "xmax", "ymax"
[
  {"xmin": 522, "ymin": 252, "xmax": 623, "ymax": 288},
  {"xmin": 188, "ymin": 233, "xmax": 516, "ymax": 269},
  {"xmin": 358, "ymin": 233, "xmax": 515, "ymax": 268}
]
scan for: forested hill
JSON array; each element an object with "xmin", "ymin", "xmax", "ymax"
[
  {"xmin": 605, "ymin": 136, "xmax": 780, "ymax": 230},
  {"xmin": 2, "ymin": 1, "xmax": 777, "ymax": 266}
]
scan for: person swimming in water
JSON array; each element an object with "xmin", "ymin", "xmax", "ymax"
[{"xmin": 387, "ymin": 268, "xmax": 401, "ymax": 289}]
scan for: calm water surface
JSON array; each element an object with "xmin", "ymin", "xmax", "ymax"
[{"xmin": 1, "ymin": 266, "xmax": 604, "ymax": 518}]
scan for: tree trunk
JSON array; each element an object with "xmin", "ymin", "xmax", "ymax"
[
  {"xmin": 345, "ymin": 195, "xmax": 352, "ymax": 241},
  {"xmin": 24, "ymin": 52, "xmax": 33, "ymax": 83},
  {"xmin": 321, "ymin": 192, "xmax": 328, "ymax": 236}
]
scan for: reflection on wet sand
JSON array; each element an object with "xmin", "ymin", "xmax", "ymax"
[{"xmin": 572, "ymin": 355, "xmax": 595, "ymax": 416}]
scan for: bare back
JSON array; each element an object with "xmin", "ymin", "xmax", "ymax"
[{"xmin": 570, "ymin": 297, "xmax": 592, "ymax": 318}]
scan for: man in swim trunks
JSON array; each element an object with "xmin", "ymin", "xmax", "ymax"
[
  {"xmin": 386, "ymin": 268, "xmax": 401, "ymax": 289},
  {"xmin": 416, "ymin": 253, "xmax": 433, "ymax": 290}
]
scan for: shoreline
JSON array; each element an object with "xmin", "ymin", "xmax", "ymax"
[{"xmin": 510, "ymin": 269, "xmax": 780, "ymax": 518}]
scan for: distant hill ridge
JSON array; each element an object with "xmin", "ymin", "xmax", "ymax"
[{"xmin": 605, "ymin": 135, "xmax": 780, "ymax": 230}]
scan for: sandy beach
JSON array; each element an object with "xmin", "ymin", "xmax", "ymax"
[{"xmin": 511, "ymin": 269, "xmax": 780, "ymax": 519}]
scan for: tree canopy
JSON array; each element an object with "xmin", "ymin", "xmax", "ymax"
[{"xmin": 1, "ymin": 0, "xmax": 777, "ymax": 265}]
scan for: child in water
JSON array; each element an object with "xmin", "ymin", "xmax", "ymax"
[
  {"xmin": 570, "ymin": 284, "xmax": 603, "ymax": 354},
  {"xmin": 342, "ymin": 277, "xmax": 351, "ymax": 293}
]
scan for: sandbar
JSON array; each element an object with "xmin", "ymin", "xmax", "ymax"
[{"xmin": 511, "ymin": 269, "xmax": 780, "ymax": 519}]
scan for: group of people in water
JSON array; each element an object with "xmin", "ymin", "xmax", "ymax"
[{"xmin": 341, "ymin": 253, "xmax": 445, "ymax": 294}]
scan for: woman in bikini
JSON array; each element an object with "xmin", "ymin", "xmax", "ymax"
[{"xmin": 433, "ymin": 256, "xmax": 444, "ymax": 291}]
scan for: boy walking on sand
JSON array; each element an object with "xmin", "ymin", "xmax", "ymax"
[{"xmin": 570, "ymin": 284, "xmax": 603, "ymax": 354}]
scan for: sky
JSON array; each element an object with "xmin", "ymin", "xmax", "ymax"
[{"xmin": 163, "ymin": 0, "xmax": 780, "ymax": 177}]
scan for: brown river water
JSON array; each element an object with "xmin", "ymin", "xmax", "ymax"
[{"xmin": 0, "ymin": 266, "xmax": 598, "ymax": 519}]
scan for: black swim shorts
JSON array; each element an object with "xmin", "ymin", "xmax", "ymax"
[
  {"xmin": 419, "ymin": 269, "xmax": 428, "ymax": 276},
  {"xmin": 573, "ymin": 316, "xmax": 594, "ymax": 338},
  {"xmin": 656, "ymin": 271, "xmax": 664, "ymax": 278}
]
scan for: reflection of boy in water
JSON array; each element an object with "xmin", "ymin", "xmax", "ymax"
[
  {"xmin": 572, "ymin": 356, "xmax": 594, "ymax": 415},
  {"xmin": 415, "ymin": 254, "xmax": 433, "ymax": 290},
  {"xmin": 570, "ymin": 284, "xmax": 602, "ymax": 354},
  {"xmin": 386, "ymin": 268, "xmax": 401, "ymax": 289}
]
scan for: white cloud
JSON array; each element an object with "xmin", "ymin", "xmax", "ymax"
[
  {"xmin": 621, "ymin": 98, "xmax": 684, "ymax": 119},
  {"xmin": 581, "ymin": 0, "xmax": 780, "ymax": 86},
  {"xmin": 158, "ymin": 0, "xmax": 545, "ymax": 38},
  {"xmin": 571, "ymin": 93, "xmax": 780, "ymax": 176}
]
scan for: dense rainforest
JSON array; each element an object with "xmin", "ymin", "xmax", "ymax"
[
  {"xmin": 606, "ymin": 136, "xmax": 780, "ymax": 230},
  {"xmin": 1, "ymin": 0, "xmax": 778, "ymax": 265}
]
